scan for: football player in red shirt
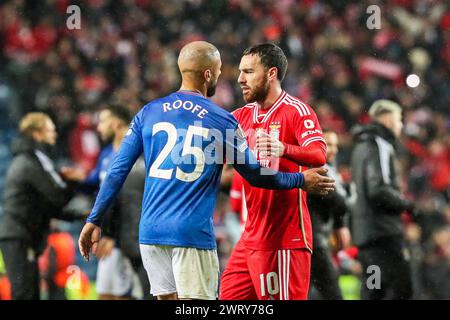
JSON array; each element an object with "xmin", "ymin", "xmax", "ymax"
[{"xmin": 220, "ymin": 43, "xmax": 327, "ymax": 300}]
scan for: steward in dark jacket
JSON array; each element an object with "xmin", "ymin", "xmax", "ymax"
[
  {"xmin": 0, "ymin": 138, "xmax": 82, "ymax": 252},
  {"xmin": 351, "ymin": 123, "xmax": 411, "ymax": 246},
  {"xmin": 0, "ymin": 113, "xmax": 85, "ymax": 299},
  {"xmin": 350, "ymin": 100, "xmax": 413, "ymax": 300}
]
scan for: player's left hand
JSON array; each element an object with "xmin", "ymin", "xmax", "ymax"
[
  {"xmin": 256, "ymin": 132, "xmax": 285, "ymax": 158},
  {"xmin": 78, "ymin": 222, "xmax": 102, "ymax": 262}
]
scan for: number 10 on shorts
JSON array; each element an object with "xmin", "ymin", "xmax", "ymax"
[{"xmin": 259, "ymin": 272, "xmax": 279, "ymax": 297}]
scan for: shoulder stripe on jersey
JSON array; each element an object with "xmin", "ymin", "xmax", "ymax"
[
  {"xmin": 284, "ymin": 96, "xmax": 306, "ymax": 117},
  {"xmin": 286, "ymin": 95, "xmax": 311, "ymax": 116},
  {"xmin": 302, "ymin": 136, "xmax": 326, "ymax": 147},
  {"xmin": 297, "ymin": 100, "xmax": 311, "ymax": 116},
  {"xmin": 287, "ymin": 94, "xmax": 311, "ymax": 115},
  {"xmin": 259, "ymin": 91, "xmax": 287, "ymax": 123},
  {"xmin": 285, "ymin": 96, "xmax": 307, "ymax": 116},
  {"xmin": 285, "ymin": 95, "xmax": 311, "ymax": 116}
]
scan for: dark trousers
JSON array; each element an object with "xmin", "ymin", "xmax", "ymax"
[
  {"xmin": 358, "ymin": 237, "xmax": 413, "ymax": 300},
  {"xmin": 48, "ymin": 282, "xmax": 66, "ymax": 300},
  {"xmin": 0, "ymin": 239, "xmax": 39, "ymax": 300},
  {"xmin": 310, "ymin": 246, "xmax": 343, "ymax": 300}
]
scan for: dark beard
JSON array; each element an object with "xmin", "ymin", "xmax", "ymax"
[
  {"xmin": 243, "ymin": 80, "xmax": 269, "ymax": 103},
  {"xmin": 206, "ymin": 84, "xmax": 217, "ymax": 97}
]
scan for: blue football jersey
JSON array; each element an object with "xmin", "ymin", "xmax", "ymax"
[
  {"xmin": 87, "ymin": 91, "xmax": 305, "ymax": 249},
  {"xmin": 83, "ymin": 144, "xmax": 117, "ymax": 188}
]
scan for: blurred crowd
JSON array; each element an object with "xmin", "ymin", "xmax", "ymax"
[{"xmin": 0, "ymin": 0, "xmax": 449, "ymax": 299}]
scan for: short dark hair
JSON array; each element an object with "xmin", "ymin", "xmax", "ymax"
[
  {"xmin": 105, "ymin": 104, "xmax": 133, "ymax": 124},
  {"xmin": 243, "ymin": 43, "xmax": 288, "ymax": 82}
]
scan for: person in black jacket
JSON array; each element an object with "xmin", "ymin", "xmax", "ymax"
[
  {"xmin": 308, "ymin": 130, "xmax": 352, "ymax": 300},
  {"xmin": 350, "ymin": 100, "xmax": 413, "ymax": 300},
  {"xmin": 0, "ymin": 112, "xmax": 86, "ymax": 300}
]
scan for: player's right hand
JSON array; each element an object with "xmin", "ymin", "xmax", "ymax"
[
  {"xmin": 60, "ymin": 166, "xmax": 87, "ymax": 182},
  {"xmin": 78, "ymin": 222, "xmax": 102, "ymax": 262},
  {"xmin": 302, "ymin": 167, "xmax": 335, "ymax": 195}
]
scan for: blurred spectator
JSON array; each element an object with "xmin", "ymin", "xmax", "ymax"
[
  {"xmin": 0, "ymin": 112, "xmax": 86, "ymax": 299},
  {"xmin": 350, "ymin": 100, "xmax": 414, "ymax": 300}
]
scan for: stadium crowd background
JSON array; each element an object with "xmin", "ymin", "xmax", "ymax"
[{"xmin": 0, "ymin": 0, "xmax": 448, "ymax": 299}]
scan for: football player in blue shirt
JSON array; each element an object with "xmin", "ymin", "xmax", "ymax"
[
  {"xmin": 79, "ymin": 41, "xmax": 334, "ymax": 300},
  {"xmin": 83, "ymin": 105, "xmax": 136, "ymax": 300}
]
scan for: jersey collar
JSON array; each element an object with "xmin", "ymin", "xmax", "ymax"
[
  {"xmin": 177, "ymin": 90, "xmax": 204, "ymax": 97},
  {"xmin": 253, "ymin": 91, "xmax": 287, "ymax": 124}
]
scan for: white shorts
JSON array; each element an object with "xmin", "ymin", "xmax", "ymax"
[
  {"xmin": 96, "ymin": 248, "xmax": 135, "ymax": 297},
  {"xmin": 140, "ymin": 244, "xmax": 219, "ymax": 300}
]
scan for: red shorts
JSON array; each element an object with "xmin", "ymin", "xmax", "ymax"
[{"xmin": 220, "ymin": 240, "xmax": 311, "ymax": 300}]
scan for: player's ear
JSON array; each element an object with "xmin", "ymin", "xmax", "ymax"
[
  {"xmin": 204, "ymin": 69, "xmax": 212, "ymax": 82},
  {"xmin": 268, "ymin": 67, "xmax": 278, "ymax": 82}
]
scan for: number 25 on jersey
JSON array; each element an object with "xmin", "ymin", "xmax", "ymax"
[{"xmin": 148, "ymin": 122, "xmax": 209, "ymax": 183}]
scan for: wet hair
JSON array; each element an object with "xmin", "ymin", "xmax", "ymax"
[{"xmin": 243, "ymin": 43, "xmax": 288, "ymax": 82}]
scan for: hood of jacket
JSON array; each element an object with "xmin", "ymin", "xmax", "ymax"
[{"xmin": 353, "ymin": 121, "xmax": 398, "ymax": 148}]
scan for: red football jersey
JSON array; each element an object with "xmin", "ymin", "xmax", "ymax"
[
  {"xmin": 229, "ymin": 171, "xmax": 247, "ymax": 228},
  {"xmin": 232, "ymin": 91, "xmax": 326, "ymax": 252}
]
